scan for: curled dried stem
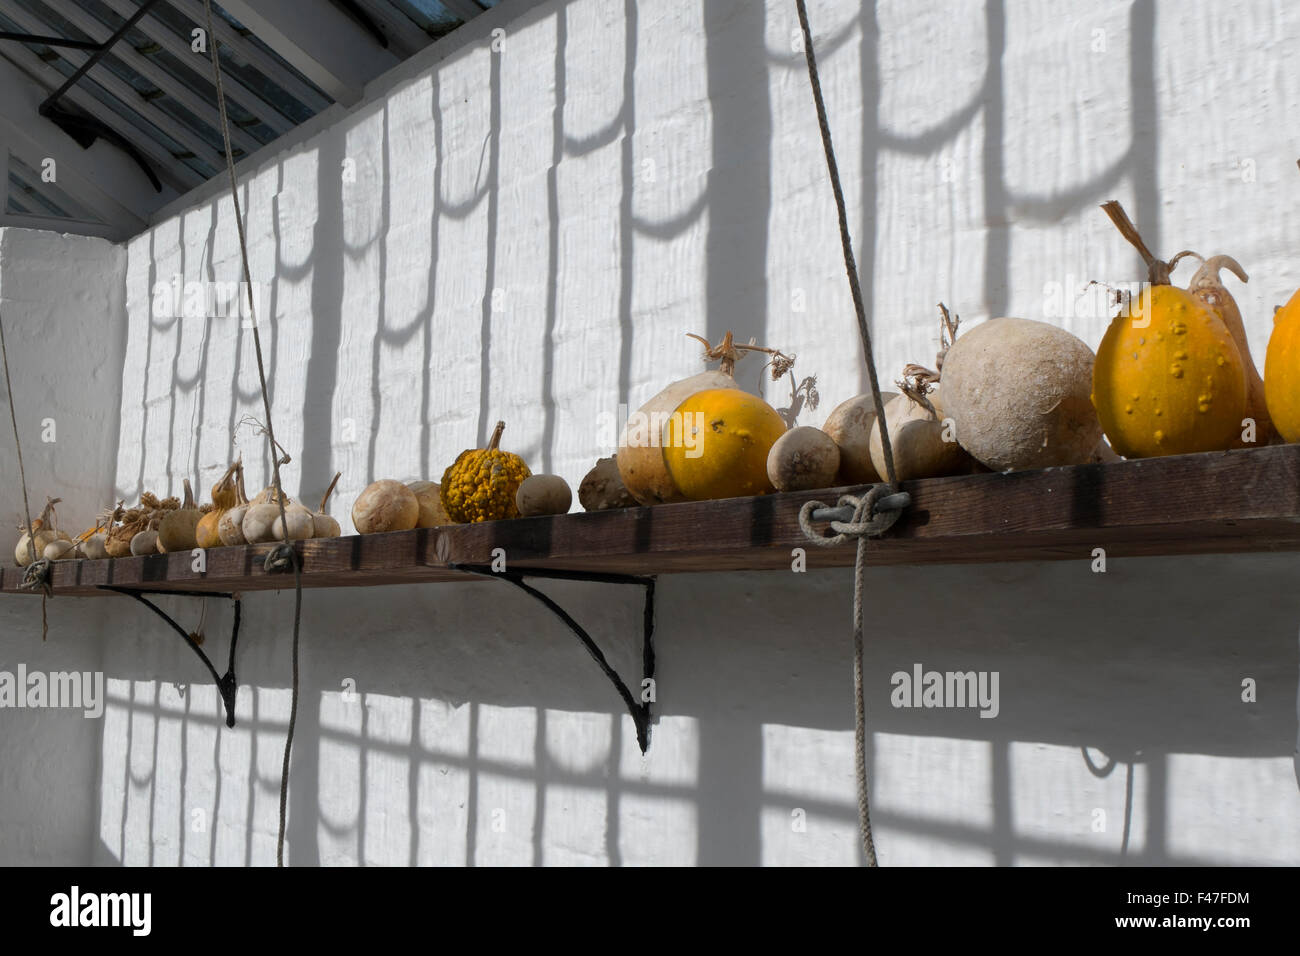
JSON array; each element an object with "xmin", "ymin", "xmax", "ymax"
[{"xmin": 686, "ymin": 330, "xmax": 796, "ymax": 381}]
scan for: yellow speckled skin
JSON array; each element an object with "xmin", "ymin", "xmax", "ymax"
[
  {"xmin": 440, "ymin": 424, "xmax": 531, "ymax": 523},
  {"xmin": 663, "ymin": 388, "xmax": 786, "ymax": 500},
  {"xmin": 1092, "ymin": 285, "xmax": 1246, "ymax": 458},
  {"xmin": 1265, "ymin": 287, "xmax": 1300, "ymax": 443}
]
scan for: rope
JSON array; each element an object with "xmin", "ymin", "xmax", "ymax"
[
  {"xmin": 795, "ymin": 0, "xmax": 908, "ymax": 867},
  {"xmin": 0, "ymin": 312, "xmax": 50, "ymax": 639},
  {"xmin": 795, "ymin": 0, "xmax": 897, "ymax": 490},
  {"xmin": 202, "ymin": 0, "xmax": 302, "ymax": 867}
]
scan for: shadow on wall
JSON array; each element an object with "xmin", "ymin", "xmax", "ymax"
[
  {"xmin": 91, "ymin": 554, "xmax": 1300, "ymax": 866},
  {"xmin": 96, "ymin": 0, "xmax": 1300, "ymax": 866}
]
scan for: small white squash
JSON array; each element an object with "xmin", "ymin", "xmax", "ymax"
[
  {"xmin": 516, "ymin": 475, "xmax": 572, "ymax": 517},
  {"xmin": 766, "ymin": 426, "xmax": 840, "ymax": 491}
]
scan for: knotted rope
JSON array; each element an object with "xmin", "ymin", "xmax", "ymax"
[
  {"xmin": 202, "ymin": 0, "xmax": 303, "ymax": 868},
  {"xmin": 1, "ymin": 312, "xmax": 51, "ymax": 639},
  {"xmin": 795, "ymin": 0, "xmax": 908, "ymax": 867}
]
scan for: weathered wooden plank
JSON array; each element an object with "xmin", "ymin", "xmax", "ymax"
[{"xmin": 3, "ymin": 445, "xmax": 1298, "ymax": 597}]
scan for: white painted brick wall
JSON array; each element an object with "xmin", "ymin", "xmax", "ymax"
[{"xmin": 4, "ymin": 0, "xmax": 1300, "ymax": 865}]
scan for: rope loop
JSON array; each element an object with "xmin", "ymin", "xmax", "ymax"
[
  {"xmin": 263, "ymin": 543, "xmax": 298, "ymax": 574},
  {"xmin": 798, "ymin": 485, "xmax": 908, "ymax": 548},
  {"xmin": 21, "ymin": 558, "xmax": 54, "ymax": 597}
]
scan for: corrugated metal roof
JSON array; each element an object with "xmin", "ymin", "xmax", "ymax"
[{"xmin": 0, "ymin": 0, "xmax": 500, "ymax": 238}]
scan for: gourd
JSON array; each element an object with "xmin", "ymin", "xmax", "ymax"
[
  {"xmin": 1092, "ymin": 201, "xmax": 1247, "ymax": 458},
  {"xmin": 196, "ymin": 463, "xmax": 241, "ymax": 549},
  {"xmin": 516, "ymin": 475, "xmax": 572, "ymax": 516},
  {"xmin": 766, "ymin": 426, "xmax": 841, "ymax": 492},
  {"xmin": 130, "ymin": 527, "xmax": 160, "ymax": 556},
  {"xmin": 407, "ymin": 480, "xmax": 451, "ymax": 528},
  {"xmin": 14, "ymin": 498, "xmax": 71, "ymax": 567},
  {"xmin": 578, "ymin": 457, "xmax": 638, "ymax": 512},
  {"xmin": 821, "ymin": 393, "xmax": 897, "ymax": 484},
  {"xmin": 869, "ymin": 378, "xmax": 976, "ymax": 481},
  {"xmin": 1186, "ymin": 255, "xmax": 1274, "ymax": 446},
  {"xmin": 1265, "ymin": 287, "xmax": 1300, "ymax": 443},
  {"xmin": 157, "ymin": 479, "xmax": 202, "ymax": 553},
  {"xmin": 618, "ymin": 332, "xmax": 793, "ymax": 504},
  {"xmin": 940, "ymin": 316, "xmax": 1102, "ymax": 471},
  {"xmin": 106, "ymin": 493, "xmax": 178, "ymax": 558},
  {"xmin": 353, "ymin": 479, "xmax": 420, "ymax": 533},
  {"xmin": 218, "ymin": 464, "xmax": 252, "ymax": 545},
  {"xmin": 311, "ymin": 472, "xmax": 343, "ymax": 538},
  {"xmin": 244, "ymin": 497, "xmax": 314, "ymax": 543},
  {"xmin": 440, "ymin": 422, "xmax": 531, "ymax": 523},
  {"xmin": 663, "ymin": 388, "xmax": 787, "ymax": 500}
]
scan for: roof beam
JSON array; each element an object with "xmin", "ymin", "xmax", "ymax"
[
  {"xmin": 0, "ymin": 1, "xmax": 221, "ymax": 170},
  {"xmin": 171, "ymin": 0, "xmax": 334, "ymax": 113},
  {"xmin": 0, "ymin": 211, "xmax": 129, "ymax": 241},
  {"xmin": 0, "ymin": 42, "xmax": 200, "ymax": 195},
  {"xmin": 343, "ymin": 0, "xmax": 433, "ymax": 59},
  {"xmin": 40, "ymin": 0, "xmax": 264, "ymax": 158},
  {"xmin": 210, "ymin": 0, "xmax": 400, "ymax": 106},
  {"xmin": 98, "ymin": 0, "xmax": 292, "ymax": 136}
]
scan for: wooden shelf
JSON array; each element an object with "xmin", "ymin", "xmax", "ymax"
[{"xmin": 3, "ymin": 444, "xmax": 1299, "ymax": 598}]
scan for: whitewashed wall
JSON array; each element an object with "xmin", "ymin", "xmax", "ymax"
[
  {"xmin": 0, "ymin": 227, "xmax": 123, "ymax": 864},
  {"xmin": 3, "ymin": 0, "xmax": 1300, "ymax": 864}
]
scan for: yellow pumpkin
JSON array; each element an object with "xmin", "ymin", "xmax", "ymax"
[
  {"xmin": 1092, "ymin": 201, "xmax": 1247, "ymax": 458},
  {"xmin": 663, "ymin": 388, "xmax": 786, "ymax": 500},
  {"xmin": 618, "ymin": 331, "xmax": 794, "ymax": 504},
  {"xmin": 1265, "ymin": 287, "xmax": 1300, "ymax": 443}
]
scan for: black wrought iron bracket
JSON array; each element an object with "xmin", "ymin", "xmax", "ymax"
[
  {"xmin": 99, "ymin": 586, "xmax": 242, "ymax": 727},
  {"xmin": 450, "ymin": 564, "xmax": 657, "ymax": 753}
]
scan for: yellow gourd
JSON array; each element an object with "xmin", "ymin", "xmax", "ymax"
[
  {"xmin": 618, "ymin": 331, "xmax": 794, "ymax": 504},
  {"xmin": 1186, "ymin": 255, "xmax": 1275, "ymax": 446},
  {"xmin": 196, "ymin": 462, "xmax": 240, "ymax": 548},
  {"xmin": 1091, "ymin": 201, "xmax": 1247, "ymax": 458},
  {"xmin": 440, "ymin": 421, "xmax": 531, "ymax": 523},
  {"xmin": 663, "ymin": 389, "xmax": 786, "ymax": 500},
  {"xmin": 1265, "ymin": 287, "xmax": 1300, "ymax": 443}
]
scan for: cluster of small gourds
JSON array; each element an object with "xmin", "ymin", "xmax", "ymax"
[{"xmin": 13, "ymin": 198, "xmax": 1300, "ymax": 560}]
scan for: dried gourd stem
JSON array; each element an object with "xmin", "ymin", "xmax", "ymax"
[
  {"xmin": 486, "ymin": 420, "xmax": 506, "ymax": 452},
  {"xmin": 686, "ymin": 331, "xmax": 796, "ymax": 381},
  {"xmin": 1100, "ymin": 200, "xmax": 1206, "ymax": 290},
  {"xmin": 898, "ymin": 366, "xmax": 939, "ymax": 420},
  {"xmin": 935, "ymin": 303, "xmax": 961, "ymax": 372},
  {"xmin": 318, "ymin": 471, "xmax": 342, "ymax": 514},
  {"xmin": 202, "ymin": 0, "xmax": 300, "ymax": 869}
]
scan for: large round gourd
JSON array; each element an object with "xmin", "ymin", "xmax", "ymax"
[
  {"xmin": 662, "ymin": 389, "xmax": 786, "ymax": 500},
  {"xmin": 941, "ymin": 317, "xmax": 1102, "ymax": 471},
  {"xmin": 1092, "ymin": 201, "xmax": 1247, "ymax": 459},
  {"xmin": 1265, "ymin": 287, "xmax": 1300, "ymax": 443},
  {"xmin": 617, "ymin": 370, "xmax": 737, "ymax": 505}
]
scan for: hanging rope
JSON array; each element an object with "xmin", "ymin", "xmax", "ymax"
[
  {"xmin": 201, "ymin": 0, "xmax": 302, "ymax": 867},
  {"xmin": 0, "ymin": 312, "xmax": 51, "ymax": 639},
  {"xmin": 795, "ymin": 0, "xmax": 907, "ymax": 867}
]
